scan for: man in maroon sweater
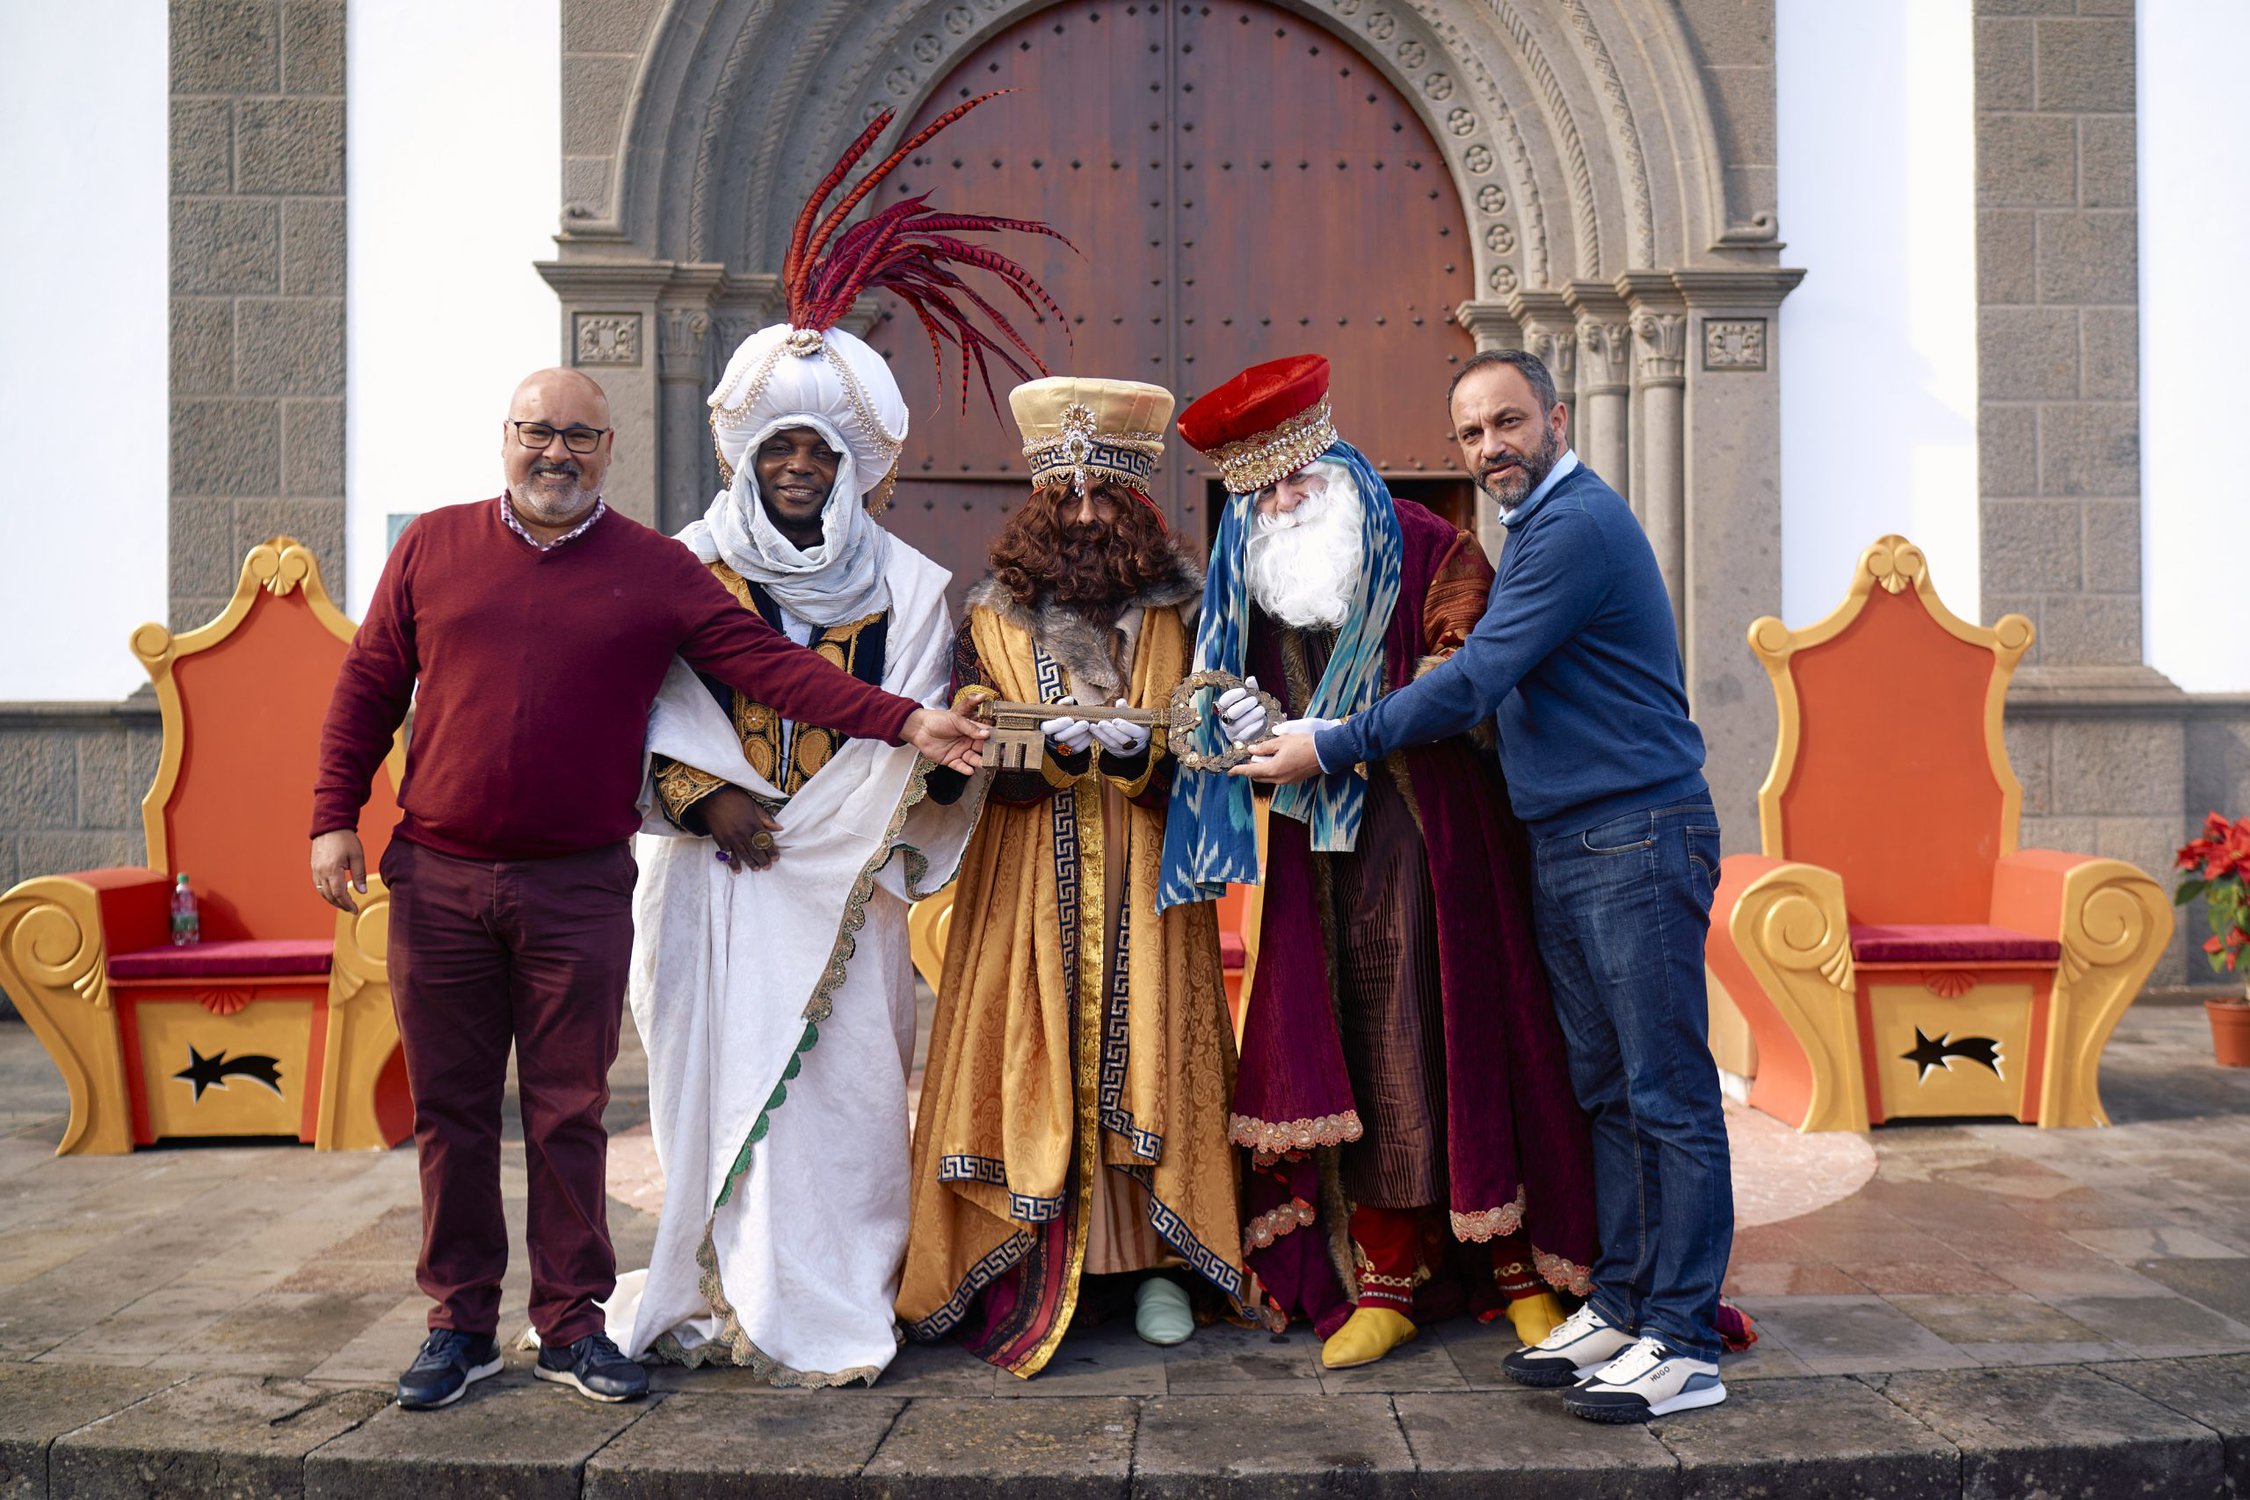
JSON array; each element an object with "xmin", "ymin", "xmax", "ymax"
[{"xmin": 310, "ymin": 368, "xmax": 986, "ymax": 1410}]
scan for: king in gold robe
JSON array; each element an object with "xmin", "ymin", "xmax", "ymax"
[{"xmin": 898, "ymin": 377, "xmax": 1244, "ymax": 1376}]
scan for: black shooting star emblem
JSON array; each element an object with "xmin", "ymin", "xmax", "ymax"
[
  {"xmin": 1901, "ymin": 1028, "xmax": 2004, "ymax": 1083},
  {"xmin": 173, "ymin": 1046, "xmax": 284, "ymax": 1101}
]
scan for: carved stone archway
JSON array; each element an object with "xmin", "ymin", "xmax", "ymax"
[{"xmin": 542, "ymin": 0, "xmax": 1802, "ymax": 850}]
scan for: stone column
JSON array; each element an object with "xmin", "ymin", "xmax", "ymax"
[
  {"xmin": 1621, "ymin": 275, "xmax": 1690, "ymax": 630},
  {"xmin": 1564, "ymin": 282, "xmax": 1633, "ymax": 505},
  {"xmin": 1671, "ymin": 268, "xmax": 1805, "ymax": 855},
  {"xmin": 534, "ymin": 263, "xmax": 684, "ymax": 528},
  {"xmin": 1508, "ymin": 289, "xmax": 1577, "ymax": 442},
  {"xmin": 1451, "ymin": 300, "xmax": 1524, "ymax": 559},
  {"xmin": 169, "ymin": 0, "xmax": 347, "ymax": 628}
]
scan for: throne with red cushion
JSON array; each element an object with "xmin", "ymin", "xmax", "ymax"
[
  {"xmin": 0, "ymin": 538, "xmax": 412, "ymax": 1153},
  {"xmin": 1706, "ymin": 536, "xmax": 2172, "ymax": 1131}
]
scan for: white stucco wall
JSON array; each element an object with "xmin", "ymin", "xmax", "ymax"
[
  {"xmin": 346, "ymin": 0, "xmax": 561, "ymax": 614},
  {"xmin": 2141, "ymin": 0, "xmax": 2249, "ymax": 693},
  {"xmin": 0, "ymin": 6, "xmax": 169, "ymax": 700},
  {"xmin": 1775, "ymin": 0, "xmax": 1980, "ymax": 628}
]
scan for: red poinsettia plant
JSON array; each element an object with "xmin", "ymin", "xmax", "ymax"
[{"xmin": 2177, "ymin": 813, "xmax": 2250, "ymax": 988}]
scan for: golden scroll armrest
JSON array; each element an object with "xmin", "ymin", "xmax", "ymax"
[
  {"xmin": 1709, "ymin": 854, "xmax": 1868, "ymax": 1133},
  {"xmin": 1991, "ymin": 849, "xmax": 2172, "ymax": 1128},
  {"xmin": 0, "ymin": 869, "xmax": 167, "ymax": 1154},
  {"xmin": 318, "ymin": 874, "xmax": 412, "ymax": 1149}
]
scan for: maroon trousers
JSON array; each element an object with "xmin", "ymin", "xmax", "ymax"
[{"xmin": 380, "ymin": 837, "xmax": 636, "ymax": 1345}]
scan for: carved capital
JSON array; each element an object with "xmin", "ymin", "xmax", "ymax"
[
  {"xmin": 1450, "ymin": 299, "xmax": 1521, "ymax": 353},
  {"xmin": 1633, "ymin": 313, "xmax": 1688, "ymax": 385},
  {"xmin": 657, "ymin": 307, "xmax": 713, "ymax": 380},
  {"xmin": 1530, "ymin": 329, "xmax": 1578, "ymax": 395},
  {"xmin": 1576, "ymin": 320, "xmax": 1633, "ymax": 393}
]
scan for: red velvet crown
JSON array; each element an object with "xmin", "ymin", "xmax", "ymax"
[{"xmin": 1175, "ymin": 354, "xmax": 1338, "ymax": 493}]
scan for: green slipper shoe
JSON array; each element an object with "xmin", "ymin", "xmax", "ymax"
[{"xmin": 1135, "ymin": 1277, "xmax": 1195, "ymax": 1346}]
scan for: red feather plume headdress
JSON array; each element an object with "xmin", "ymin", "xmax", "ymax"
[{"xmin": 779, "ymin": 90, "xmax": 1074, "ymax": 414}]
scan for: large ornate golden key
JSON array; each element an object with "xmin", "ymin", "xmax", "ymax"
[{"xmin": 962, "ymin": 671, "xmax": 1285, "ymax": 774}]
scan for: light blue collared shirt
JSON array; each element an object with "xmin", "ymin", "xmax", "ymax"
[{"xmin": 1498, "ymin": 448, "xmax": 1580, "ymax": 530}]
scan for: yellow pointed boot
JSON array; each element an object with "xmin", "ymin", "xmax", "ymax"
[
  {"xmin": 1321, "ymin": 1307, "xmax": 1418, "ymax": 1369},
  {"xmin": 1506, "ymin": 1291, "xmax": 1565, "ymax": 1348}
]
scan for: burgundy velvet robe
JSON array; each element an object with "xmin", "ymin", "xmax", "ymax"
[{"xmin": 1235, "ymin": 498, "xmax": 1599, "ymax": 1333}]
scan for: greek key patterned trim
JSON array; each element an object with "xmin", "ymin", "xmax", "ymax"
[
  {"xmin": 1449, "ymin": 1187, "xmax": 1529, "ymax": 1243},
  {"xmin": 1037, "ymin": 646, "xmax": 1081, "ymax": 996},
  {"xmin": 935, "ymin": 1154, "xmax": 1066, "ymax": 1224},
  {"xmin": 1095, "ymin": 905, "xmax": 1164, "ymax": 1163},
  {"xmin": 1209, "ymin": 399, "xmax": 1336, "ymax": 495},
  {"xmin": 1242, "ymin": 1197, "xmax": 1317, "ymax": 1254},
  {"xmin": 1228, "ymin": 1109, "xmax": 1364, "ymax": 1157},
  {"xmin": 903, "ymin": 1231, "xmax": 1033, "ymax": 1343},
  {"xmin": 1139, "ymin": 1172, "xmax": 1245, "ymax": 1302}
]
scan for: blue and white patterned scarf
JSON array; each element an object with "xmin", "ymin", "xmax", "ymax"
[{"xmin": 1156, "ymin": 439, "xmax": 1403, "ymax": 910}]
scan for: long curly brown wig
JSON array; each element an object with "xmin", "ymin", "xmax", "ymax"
[{"xmin": 988, "ymin": 481, "xmax": 1180, "ymax": 616}]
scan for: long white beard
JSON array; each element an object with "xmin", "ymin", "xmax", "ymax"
[{"xmin": 1245, "ymin": 464, "xmax": 1363, "ymax": 630}]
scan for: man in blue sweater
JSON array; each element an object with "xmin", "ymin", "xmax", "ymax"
[{"xmin": 1238, "ymin": 349, "xmax": 1731, "ymax": 1423}]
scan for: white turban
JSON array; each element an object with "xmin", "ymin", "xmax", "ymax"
[{"xmin": 685, "ymin": 325, "xmax": 908, "ymax": 626}]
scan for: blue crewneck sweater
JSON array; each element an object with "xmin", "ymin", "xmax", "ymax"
[{"xmin": 1315, "ymin": 456, "xmax": 1707, "ymax": 837}]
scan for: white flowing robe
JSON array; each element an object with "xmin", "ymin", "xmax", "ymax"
[{"xmin": 608, "ymin": 540, "xmax": 982, "ymax": 1385}]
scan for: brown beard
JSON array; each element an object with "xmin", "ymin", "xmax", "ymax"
[{"xmin": 989, "ymin": 485, "xmax": 1179, "ymax": 620}]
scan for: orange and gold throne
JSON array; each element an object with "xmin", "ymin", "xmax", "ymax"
[
  {"xmin": 1707, "ymin": 536, "xmax": 2171, "ymax": 1132},
  {"xmin": 0, "ymin": 538, "xmax": 412, "ymax": 1154}
]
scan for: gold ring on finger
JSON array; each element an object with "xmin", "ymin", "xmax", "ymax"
[{"xmin": 751, "ymin": 832, "xmax": 776, "ymax": 852}]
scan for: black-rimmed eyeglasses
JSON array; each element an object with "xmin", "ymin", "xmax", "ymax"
[{"xmin": 511, "ymin": 420, "xmax": 610, "ymax": 455}]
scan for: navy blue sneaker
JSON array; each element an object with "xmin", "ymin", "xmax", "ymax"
[
  {"xmin": 534, "ymin": 1331, "xmax": 649, "ymax": 1403},
  {"xmin": 396, "ymin": 1329, "xmax": 503, "ymax": 1410}
]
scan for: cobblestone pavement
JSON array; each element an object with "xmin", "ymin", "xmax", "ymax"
[{"xmin": 9, "ymin": 1005, "xmax": 2250, "ymax": 1495}]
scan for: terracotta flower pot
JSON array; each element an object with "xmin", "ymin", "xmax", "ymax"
[{"xmin": 2208, "ymin": 996, "xmax": 2250, "ymax": 1068}]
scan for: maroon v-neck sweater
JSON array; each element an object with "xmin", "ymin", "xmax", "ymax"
[{"xmin": 313, "ymin": 498, "xmax": 919, "ymax": 860}]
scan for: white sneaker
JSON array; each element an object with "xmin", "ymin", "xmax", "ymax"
[
  {"xmin": 1500, "ymin": 1302, "xmax": 1636, "ymax": 1388},
  {"xmin": 1563, "ymin": 1335, "xmax": 1726, "ymax": 1423}
]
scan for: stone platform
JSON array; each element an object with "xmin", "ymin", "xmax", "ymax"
[{"xmin": 11, "ymin": 1007, "xmax": 2250, "ymax": 1496}]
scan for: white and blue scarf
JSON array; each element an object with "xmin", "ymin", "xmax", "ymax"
[{"xmin": 1156, "ymin": 439, "xmax": 1403, "ymax": 910}]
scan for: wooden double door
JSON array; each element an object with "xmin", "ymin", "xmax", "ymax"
[{"xmin": 871, "ymin": 0, "xmax": 1477, "ymax": 597}]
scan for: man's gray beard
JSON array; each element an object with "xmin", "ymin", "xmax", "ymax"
[
  {"xmin": 1481, "ymin": 429, "xmax": 1562, "ymax": 512},
  {"xmin": 516, "ymin": 477, "xmax": 601, "ymax": 526},
  {"xmin": 1245, "ymin": 471, "xmax": 1364, "ymax": 630}
]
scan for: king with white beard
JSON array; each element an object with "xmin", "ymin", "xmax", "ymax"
[{"xmin": 1168, "ymin": 354, "xmax": 1599, "ymax": 1375}]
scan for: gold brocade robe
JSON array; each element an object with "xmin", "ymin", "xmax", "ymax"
[{"xmin": 897, "ymin": 595, "xmax": 1243, "ymax": 1376}]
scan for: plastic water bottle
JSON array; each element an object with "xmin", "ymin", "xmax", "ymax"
[{"xmin": 170, "ymin": 873, "xmax": 200, "ymax": 947}]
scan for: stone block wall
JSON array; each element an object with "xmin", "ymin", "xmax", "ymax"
[
  {"xmin": 1975, "ymin": 0, "xmax": 2140, "ymax": 665},
  {"xmin": 0, "ymin": 706, "xmax": 162, "ymax": 1019},
  {"xmin": 170, "ymin": 0, "xmax": 347, "ymax": 629}
]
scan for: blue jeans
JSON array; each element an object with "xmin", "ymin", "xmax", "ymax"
[{"xmin": 1532, "ymin": 797, "xmax": 1731, "ymax": 1361}]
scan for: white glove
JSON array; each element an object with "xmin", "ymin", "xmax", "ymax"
[
  {"xmin": 1215, "ymin": 675, "xmax": 1269, "ymax": 745},
  {"xmin": 1091, "ymin": 698, "xmax": 1151, "ymax": 757},
  {"xmin": 1273, "ymin": 716, "xmax": 1342, "ymax": 737},
  {"xmin": 1041, "ymin": 697, "xmax": 1094, "ymax": 755}
]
